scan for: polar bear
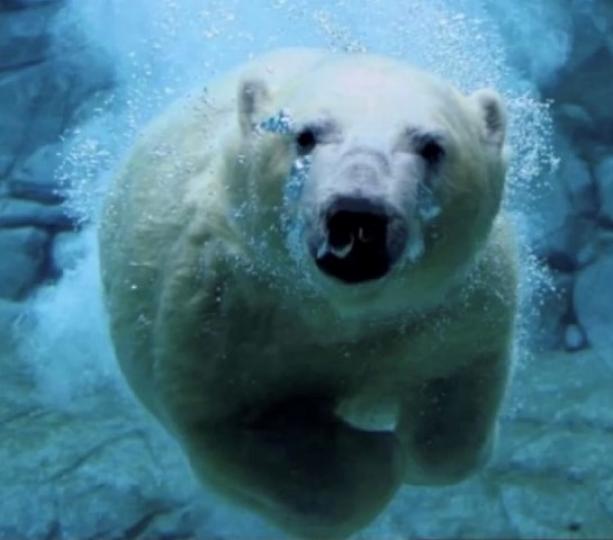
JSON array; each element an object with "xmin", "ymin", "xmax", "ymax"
[{"xmin": 99, "ymin": 49, "xmax": 517, "ymax": 539}]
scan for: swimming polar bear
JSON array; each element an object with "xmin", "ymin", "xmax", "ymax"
[{"xmin": 99, "ymin": 48, "xmax": 517, "ymax": 539}]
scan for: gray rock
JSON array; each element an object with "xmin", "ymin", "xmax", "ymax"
[
  {"xmin": 0, "ymin": 153, "xmax": 14, "ymax": 179},
  {"xmin": 7, "ymin": 142, "xmax": 67, "ymax": 203},
  {"xmin": 0, "ymin": 198, "xmax": 77, "ymax": 230},
  {"xmin": 0, "ymin": 45, "xmax": 114, "ymax": 180},
  {"xmin": 574, "ymin": 253, "xmax": 613, "ymax": 364},
  {"xmin": 594, "ymin": 155, "xmax": 613, "ymax": 223},
  {"xmin": 588, "ymin": 1, "xmax": 613, "ymax": 56},
  {"xmin": 486, "ymin": 1, "xmax": 573, "ymax": 86},
  {"xmin": 536, "ymin": 214, "xmax": 596, "ymax": 273},
  {"xmin": 576, "ymin": 231, "xmax": 598, "ymax": 268},
  {"xmin": 564, "ymin": 323, "xmax": 587, "ymax": 351},
  {"xmin": 0, "ymin": 65, "xmax": 39, "ymax": 178},
  {"xmin": 6, "ymin": 179, "xmax": 66, "ymax": 205},
  {"xmin": 0, "ymin": 226, "xmax": 49, "ymax": 300},
  {"xmin": 528, "ymin": 168, "xmax": 573, "ymax": 262},
  {"xmin": 527, "ymin": 137, "xmax": 597, "ymax": 268},
  {"xmin": 598, "ymin": 228, "xmax": 613, "ymax": 253},
  {"xmin": 50, "ymin": 231, "xmax": 86, "ymax": 272},
  {"xmin": 556, "ymin": 102, "xmax": 595, "ymax": 135},
  {"xmin": 0, "ymin": 2, "xmax": 61, "ymax": 71},
  {"xmin": 11, "ymin": 63, "xmax": 73, "ymax": 155},
  {"xmin": 529, "ymin": 139, "xmax": 599, "ymax": 272},
  {"xmin": 551, "ymin": 47, "xmax": 613, "ymax": 126},
  {"xmin": 0, "ymin": 0, "xmax": 114, "ymax": 181},
  {"xmin": 560, "ymin": 147, "xmax": 597, "ymax": 216},
  {"xmin": 564, "ymin": 6, "xmax": 608, "ymax": 73},
  {"xmin": 528, "ymin": 270, "xmax": 573, "ymax": 350},
  {"xmin": 0, "ymin": 298, "xmax": 27, "ymax": 347},
  {"xmin": 0, "ymin": 0, "xmax": 64, "ymax": 11}
]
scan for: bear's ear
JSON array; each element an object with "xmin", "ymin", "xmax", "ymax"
[
  {"xmin": 238, "ymin": 78, "xmax": 271, "ymax": 135},
  {"xmin": 470, "ymin": 88, "xmax": 506, "ymax": 150}
]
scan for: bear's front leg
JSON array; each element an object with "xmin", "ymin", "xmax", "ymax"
[
  {"xmin": 398, "ymin": 352, "xmax": 509, "ymax": 486},
  {"xmin": 183, "ymin": 394, "xmax": 405, "ymax": 539}
]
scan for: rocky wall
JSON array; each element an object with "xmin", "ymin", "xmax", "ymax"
[
  {"xmin": 523, "ymin": 2, "xmax": 613, "ymax": 358},
  {"xmin": 0, "ymin": 0, "xmax": 113, "ymax": 324}
]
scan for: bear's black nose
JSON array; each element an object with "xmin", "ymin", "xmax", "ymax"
[{"xmin": 314, "ymin": 197, "xmax": 403, "ymax": 284}]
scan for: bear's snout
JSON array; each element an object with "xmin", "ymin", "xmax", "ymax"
[{"xmin": 310, "ymin": 196, "xmax": 407, "ymax": 284}]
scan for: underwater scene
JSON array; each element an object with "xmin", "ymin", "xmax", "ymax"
[{"xmin": 1, "ymin": 0, "xmax": 613, "ymax": 538}]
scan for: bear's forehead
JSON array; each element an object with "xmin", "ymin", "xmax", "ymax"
[
  {"xmin": 289, "ymin": 65, "xmax": 453, "ymax": 131},
  {"xmin": 314, "ymin": 58, "xmax": 443, "ymax": 95}
]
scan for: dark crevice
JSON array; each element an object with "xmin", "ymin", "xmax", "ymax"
[
  {"xmin": 87, "ymin": 505, "xmax": 183, "ymax": 540},
  {"xmin": 0, "ymin": 0, "xmax": 65, "ymax": 13},
  {"xmin": 0, "ymin": 56, "xmax": 48, "ymax": 75},
  {"xmin": 42, "ymin": 520, "xmax": 61, "ymax": 540},
  {"xmin": 0, "ymin": 406, "xmax": 43, "ymax": 426},
  {"xmin": 38, "ymin": 230, "xmax": 59, "ymax": 284},
  {"xmin": 545, "ymin": 251, "xmax": 577, "ymax": 273},
  {"xmin": 596, "ymin": 215, "xmax": 613, "ymax": 229},
  {"xmin": 6, "ymin": 181, "xmax": 68, "ymax": 204},
  {"xmin": 45, "ymin": 429, "xmax": 142, "ymax": 482},
  {"xmin": 116, "ymin": 508, "xmax": 170, "ymax": 540}
]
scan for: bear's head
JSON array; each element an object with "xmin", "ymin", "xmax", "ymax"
[{"xmin": 231, "ymin": 53, "xmax": 507, "ymax": 314}]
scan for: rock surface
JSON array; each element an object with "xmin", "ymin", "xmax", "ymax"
[
  {"xmin": 574, "ymin": 253, "xmax": 613, "ymax": 366},
  {"xmin": 595, "ymin": 155, "xmax": 613, "ymax": 224},
  {"xmin": 0, "ymin": 2, "xmax": 60, "ymax": 71},
  {"xmin": 0, "ymin": 198, "xmax": 77, "ymax": 230},
  {"xmin": 1, "ymin": 341, "xmax": 612, "ymax": 539},
  {"xmin": 7, "ymin": 142, "xmax": 67, "ymax": 204},
  {"xmin": 0, "ymin": 0, "xmax": 113, "ymax": 301},
  {"xmin": 0, "ymin": 227, "xmax": 49, "ymax": 300}
]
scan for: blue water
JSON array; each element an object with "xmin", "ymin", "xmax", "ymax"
[{"xmin": 2, "ymin": 0, "xmax": 613, "ymax": 538}]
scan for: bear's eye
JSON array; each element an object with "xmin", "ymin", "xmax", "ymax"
[
  {"xmin": 295, "ymin": 128, "xmax": 317, "ymax": 153},
  {"xmin": 418, "ymin": 138, "xmax": 445, "ymax": 164}
]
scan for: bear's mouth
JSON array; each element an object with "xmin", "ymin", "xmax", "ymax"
[
  {"xmin": 311, "ymin": 201, "xmax": 405, "ymax": 284},
  {"xmin": 316, "ymin": 211, "xmax": 390, "ymax": 283}
]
